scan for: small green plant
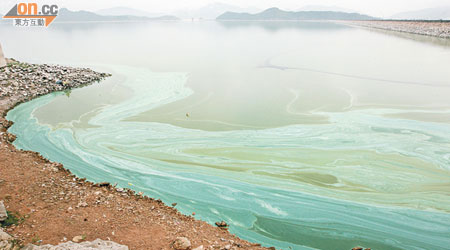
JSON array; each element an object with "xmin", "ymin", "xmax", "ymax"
[
  {"xmin": 10, "ymin": 239, "xmax": 22, "ymax": 248},
  {"xmin": 31, "ymin": 235, "xmax": 41, "ymax": 245},
  {"xmin": 7, "ymin": 61, "xmax": 19, "ymax": 67},
  {"xmin": 0, "ymin": 211, "xmax": 20, "ymax": 227},
  {"xmin": 0, "ymin": 211, "xmax": 26, "ymax": 228},
  {"xmin": 64, "ymin": 89, "xmax": 72, "ymax": 97}
]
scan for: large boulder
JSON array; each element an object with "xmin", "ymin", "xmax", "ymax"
[
  {"xmin": 22, "ymin": 239, "xmax": 129, "ymax": 250},
  {"xmin": 0, "ymin": 43, "xmax": 6, "ymax": 68}
]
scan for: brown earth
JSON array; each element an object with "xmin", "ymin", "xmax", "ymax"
[{"xmin": 0, "ymin": 59, "xmax": 268, "ymax": 250}]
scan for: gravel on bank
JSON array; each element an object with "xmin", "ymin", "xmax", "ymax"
[{"xmin": 345, "ymin": 20, "xmax": 450, "ymax": 38}]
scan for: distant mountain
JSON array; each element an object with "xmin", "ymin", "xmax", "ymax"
[
  {"xmin": 297, "ymin": 5, "xmax": 357, "ymax": 14},
  {"xmin": 217, "ymin": 7, "xmax": 376, "ymax": 21},
  {"xmin": 391, "ymin": 6, "xmax": 450, "ymax": 20},
  {"xmin": 176, "ymin": 2, "xmax": 261, "ymax": 19},
  {"xmin": 96, "ymin": 7, "xmax": 166, "ymax": 18},
  {"xmin": 55, "ymin": 8, "xmax": 179, "ymax": 22}
]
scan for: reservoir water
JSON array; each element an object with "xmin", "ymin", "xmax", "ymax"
[{"xmin": 2, "ymin": 21, "xmax": 450, "ymax": 249}]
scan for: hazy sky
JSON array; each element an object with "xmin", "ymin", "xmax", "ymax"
[{"xmin": 1, "ymin": 0, "xmax": 449, "ymax": 17}]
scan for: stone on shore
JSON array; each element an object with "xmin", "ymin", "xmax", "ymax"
[
  {"xmin": 173, "ymin": 237, "xmax": 191, "ymax": 250},
  {"xmin": 0, "ymin": 228, "xmax": 12, "ymax": 241},
  {"xmin": 0, "ymin": 227, "xmax": 13, "ymax": 250},
  {"xmin": 215, "ymin": 221, "xmax": 228, "ymax": 228},
  {"xmin": 0, "ymin": 43, "xmax": 6, "ymax": 68},
  {"xmin": 22, "ymin": 238, "xmax": 129, "ymax": 250},
  {"xmin": 0, "ymin": 200, "xmax": 7, "ymax": 221},
  {"xmin": 72, "ymin": 235, "xmax": 84, "ymax": 243}
]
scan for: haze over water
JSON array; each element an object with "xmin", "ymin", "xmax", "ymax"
[{"xmin": 3, "ymin": 21, "xmax": 450, "ymax": 249}]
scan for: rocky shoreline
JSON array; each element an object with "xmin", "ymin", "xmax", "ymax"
[
  {"xmin": 0, "ymin": 59, "xmax": 270, "ymax": 250},
  {"xmin": 346, "ymin": 20, "xmax": 450, "ymax": 38}
]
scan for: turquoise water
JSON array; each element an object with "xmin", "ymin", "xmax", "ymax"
[{"xmin": 3, "ymin": 21, "xmax": 450, "ymax": 249}]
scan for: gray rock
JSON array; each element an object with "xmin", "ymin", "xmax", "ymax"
[
  {"xmin": 22, "ymin": 239, "xmax": 129, "ymax": 250},
  {"xmin": 0, "ymin": 228, "xmax": 13, "ymax": 250},
  {"xmin": 0, "ymin": 240, "xmax": 14, "ymax": 250},
  {"xmin": 0, "ymin": 43, "xmax": 6, "ymax": 68},
  {"xmin": 0, "ymin": 227, "xmax": 12, "ymax": 241},
  {"xmin": 173, "ymin": 237, "xmax": 191, "ymax": 250},
  {"xmin": 0, "ymin": 200, "xmax": 7, "ymax": 222}
]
